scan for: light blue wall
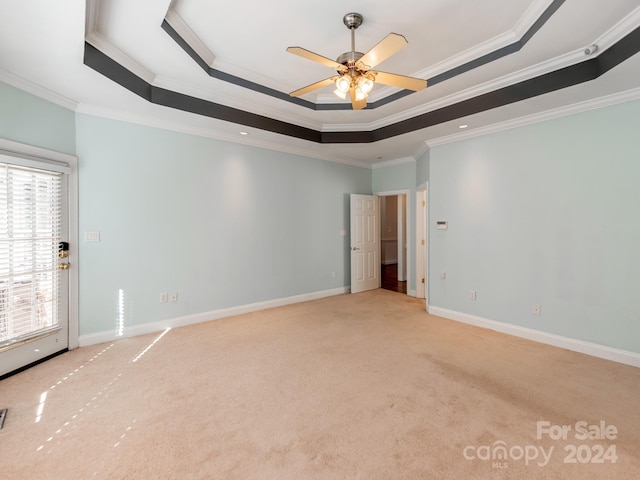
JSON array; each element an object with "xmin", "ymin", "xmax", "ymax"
[
  {"xmin": 0, "ymin": 82, "xmax": 76, "ymax": 155},
  {"xmin": 75, "ymin": 114, "xmax": 371, "ymax": 335},
  {"xmin": 5, "ymin": 80, "xmax": 639, "ymax": 354},
  {"xmin": 372, "ymin": 162, "xmax": 417, "ymax": 293},
  {"xmin": 372, "ymin": 161, "xmax": 416, "ymax": 193},
  {"xmin": 429, "ymin": 100, "xmax": 640, "ymax": 354}
]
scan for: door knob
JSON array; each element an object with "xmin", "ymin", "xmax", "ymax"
[{"xmin": 351, "ymin": 247, "xmax": 360, "ymax": 251}]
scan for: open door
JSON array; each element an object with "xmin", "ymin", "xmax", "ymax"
[{"xmin": 350, "ymin": 194, "xmax": 380, "ymax": 293}]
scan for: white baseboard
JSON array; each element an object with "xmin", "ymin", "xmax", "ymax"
[
  {"xmin": 428, "ymin": 307, "xmax": 640, "ymax": 368},
  {"xmin": 79, "ymin": 287, "xmax": 349, "ymax": 347}
]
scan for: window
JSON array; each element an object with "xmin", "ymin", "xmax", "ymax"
[{"xmin": 0, "ymin": 163, "xmax": 62, "ymax": 347}]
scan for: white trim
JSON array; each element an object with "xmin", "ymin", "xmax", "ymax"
[
  {"xmin": 592, "ymin": 5, "xmax": 640, "ymax": 54},
  {"xmin": 412, "ymin": 142, "xmax": 430, "ymax": 162},
  {"xmin": 374, "ymin": 189, "xmax": 410, "ymax": 197},
  {"xmin": 0, "ymin": 138, "xmax": 76, "ymax": 170},
  {"xmin": 0, "ymin": 152, "xmax": 71, "ymax": 174},
  {"xmin": 427, "ymin": 86, "xmax": 640, "ymax": 147},
  {"xmin": 429, "ymin": 306, "xmax": 640, "ymax": 368},
  {"xmin": 84, "ymin": 0, "xmax": 100, "ymax": 36},
  {"xmin": 0, "ymin": 139, "xmax": 79, "ymax": 351},
  {"xmin": 66, "ymin": 154, "xmax": 79, "ymax": 350},
  {"xmin": 164, "ymin": 9, "xmax": 216, "ymax": 68},
  {"xmin": 371, "ymin": 157, "xmax": 415, "ymax": 169},
  {"xmin": 79, "ymin": 287, "xmax": 349, "ymax": 347},
  {"xmin": 0, "ymin": 68, "xmax": 78, "ymax": 111},
  {"xmin": 85, "ymin": 32, "xmax": 157, "ymax": 85}
]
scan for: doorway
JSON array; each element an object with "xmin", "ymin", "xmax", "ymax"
[
  {"xmin": 380, "ymin": 194, "xmax": 407, "ymax": 294},
  {"xmin": 0, "ymin": 142, "xmax": 77, "ymax": 378}
]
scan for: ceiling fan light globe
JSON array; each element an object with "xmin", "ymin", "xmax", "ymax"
[
  {"xmin": 358, "ymin": 76, "xmax": 374, "ymax": 94},
  {"xmin": 336, "ymin": 76, "xmax": 351, "ymax": 92},
  {"xmin": 354, "ymin": 87, "xmax": 367, "ymax": 101},
  {"xmin": 333, "ymin": 88, "xmax": 348, "ymax": 100}
]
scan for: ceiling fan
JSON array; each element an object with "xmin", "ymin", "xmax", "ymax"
[{"xmin": 286, "ymin": 12, "xmax": 427, "ymax": 110}]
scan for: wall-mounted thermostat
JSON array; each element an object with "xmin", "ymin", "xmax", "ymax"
[{"xmin": 436, "ymin": 221, "xmax": 448, "ymax": 230}]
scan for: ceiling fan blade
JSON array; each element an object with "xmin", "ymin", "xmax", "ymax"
[
  {"xmin": 289, "ymin": 76, "xmax": 339, "ymax": 97},
  {"xmin": 286, "ymin": 47, "xmax": 347, "ymax": 73},
  {"xmin": 372, "ymin": 71, "xmax": 427, "ymax": 91},
  {"xmin": 356, "ymin": 33, "xmax": 408, "ymax": 71},
  {"xmin": 349, "ymin": 85, "xmax": 367, "ymax": 110}
]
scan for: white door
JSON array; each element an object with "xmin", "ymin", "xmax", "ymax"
[
  {"xmin": 0, "ymin": 156, "xmax": 69, "ymax": 378},
  {"xmin": 350, "ymin": 194, "xmax": 380, "ymax": 293}
]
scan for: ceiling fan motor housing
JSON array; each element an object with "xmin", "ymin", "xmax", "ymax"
[
  {"xmin": 343, "ymin": 12, "xmax": 363, "ymax": 30},
  {"xmin": 336, "ymin": 51, "xmax": 364, "ymax": 67}
]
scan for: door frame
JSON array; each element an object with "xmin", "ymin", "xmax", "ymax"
[
  {"xmin": 0, "ymin": 138, "xmax": 79, "ymax": 351},
  {"xmin": 416, "ymin": 184, "xmax": 428, "ymax": 310},
  {"xmin": 375, "ymin": 189, "xmax": 411, "ymax": 296}
]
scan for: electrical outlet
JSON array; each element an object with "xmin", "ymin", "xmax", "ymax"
[
  {"xmin": 331, "ymin": 272, "xmax": 336, "ymax": 278},
  {"xmin": 470, "ymin": 290, "xmax": 476, "ymax": 300},
  {"xmin": 160, "ymin": 293, "xmax": 168, "ymax": 303},
  {"xmin": 84, "ymin": 231, "xmax": 100, "ymax": 242},
  {"xmin": 440, "ymin": 271, "xmax": 446, "ymax": 280},
  {"xmin": 170, "ymin": 292, "xmax": 178, "ymax": 303},
  {"xmin": 532, "ymin": 304, "xmax": 541, "ymax": 316}
]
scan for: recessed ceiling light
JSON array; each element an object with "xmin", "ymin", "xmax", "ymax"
[
  {"xmin": 459, "ymin": 124, "xmax": 468, "ymax": 129},
  {"xmin": 240, "ymin": 131, "xmax": 249, "ymax": 136}
]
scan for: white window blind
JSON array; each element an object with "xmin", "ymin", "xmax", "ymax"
[{"xmin": 0, "ymin": 162, "xmax": 62, "ymax": 347}]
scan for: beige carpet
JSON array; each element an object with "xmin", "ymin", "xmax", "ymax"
[{"xmin": 1, "ymin": 289, "xmax": 639, "ymax": 479}]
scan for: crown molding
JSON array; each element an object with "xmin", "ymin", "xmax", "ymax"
[
  {"xmin": 593, "ymin": 5, "xmax": 640, "ymax": 51},
  {"xmin": 74, "ymin": 102, "xmax": 372, "ymax": 169},
  {"xmin": 0, "ymin": 68, "xmax": 78, "ymax": 111},
  {"xmin": 412, "ymin": 142, "xmax": 430, "ymax": 161},
  {"xmin": 426, "ymin": 86, "xmax": 640, "ymax": 148},
  {"xmin": 85, "ymin": 0, "xmax": 100, "ymax": 36},
  {"xmin": 414, "ymin": 27, "xmax": 518, "ymax": 82},
  {"xmin": 164, "ymin": 8, "xmax": 216, "ymax": 68},
  {"xmin": 371, "ymin": 157, "xmax": 415, "ymax": 169},
  {"xmin": 85, "ymin": 32, "xmax": 156, "ymax": 85},
  {"xmin": 515, "ymin": 0, "xmax": 557, "ymax": 37}
]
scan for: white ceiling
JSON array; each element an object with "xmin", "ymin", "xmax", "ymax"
[{"xmin": 1, "ymin": 0, "xmax": 639, "ymax": 167}]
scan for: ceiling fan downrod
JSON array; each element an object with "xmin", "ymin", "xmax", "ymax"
[{"xmin": 338, "ymin": 12, "xmax": 364, "ymax": 67}]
